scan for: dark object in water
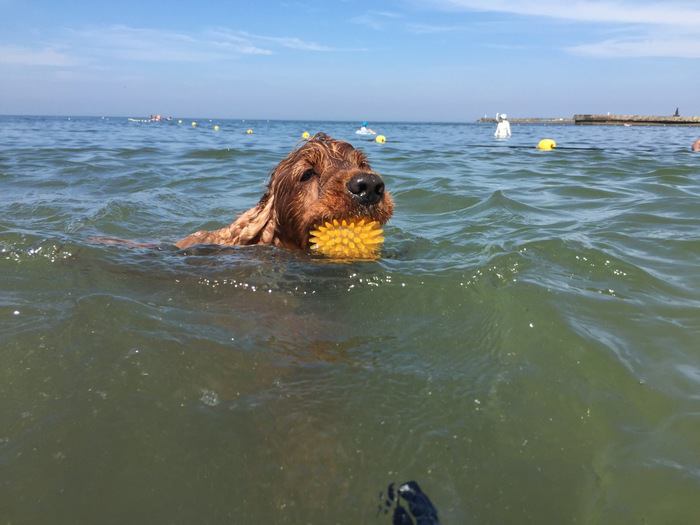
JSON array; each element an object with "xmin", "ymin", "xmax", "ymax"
[{"xmin": 379, "ymin": 481, "xmax": 440, "ymax": 525}]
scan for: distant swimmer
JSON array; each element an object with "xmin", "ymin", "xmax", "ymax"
[
  {"xmin": 356, "ymin": 121, "xmax": 377, "ymax": 136},
  {"xmin": 494, "ymin": 113, "xmax": 511, "ymax": 139},
  {"xmin": 692, "ymin": 139, "xmax": 700, "ymax": 152}
]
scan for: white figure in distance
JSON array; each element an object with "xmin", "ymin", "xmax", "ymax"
[{"xmin": 494, "ymin": 113, "xmax": 511, "ymax": 139}]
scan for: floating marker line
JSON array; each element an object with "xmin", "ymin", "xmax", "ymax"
[{"xmin": 464, "ymin": 144, "xmax": 602, "ymax": 150}]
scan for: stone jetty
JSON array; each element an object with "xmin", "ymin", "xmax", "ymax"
[{"xmin": 574, "ymin": 114, "xmax": 700, "ymax": 126}]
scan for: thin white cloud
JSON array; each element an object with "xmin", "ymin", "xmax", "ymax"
[
  {"xmin": 200, "ymin": 30, "xmax": 275, "ymax": 56},
  {"xmin": 424, "ymin": 0, "xmax": 700, "ymax": 58},
  {"xmin": 85, "ymin": 25, "xmax": 359, "ymax": 58},
  {"xmin": 406, "ymin": 23, "xmax": 465, "ymax": 34},
  {"xmin": 259, "ymin": 36, "xmax": 333, "ymax": 51},
  {"xmin": 372, "ymin": 11, "xmax": 404, "ymax": 19},
  {"xmin": 0, "ymin": 45, "xmax": 78, "ymax": 66},
  {"xmin": 230, "ymin": 31, "xmax": 334, "ymax": 52},
  {"xmin": 435, "ymin": 0, "xmax": 700, "ymax": 27},
  {"xmin": 351, "ymin": 10, "xmax": 404, "ymax": 30},
  {"xmin": 71, "ymin": 25, "xmax": 272, "ymax": 61},
  {"xmin": 0, "ymin": 25, "xmax": 358, "ymax": 68},
  {"xmin": 569, "ymin": 35, "xmax": 700, "ymax": 58}
]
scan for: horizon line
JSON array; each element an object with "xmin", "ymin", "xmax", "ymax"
[{"xmin": 0, "ymin": 112, "xmax": 578, "ymax": 124}]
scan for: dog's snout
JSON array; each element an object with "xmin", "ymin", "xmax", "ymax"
[{"xmin": 347, "ymin": 173, "xmax": 385, "ymax": 205}]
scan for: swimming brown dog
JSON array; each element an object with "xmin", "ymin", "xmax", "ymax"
[{"xmin": 176, "ymin": 133, "xmax": 394, "ymax": 250}]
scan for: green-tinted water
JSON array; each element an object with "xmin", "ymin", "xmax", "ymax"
[{"xmin": 2, "ymin": 117, "xmax": 699, "ymax": 523}]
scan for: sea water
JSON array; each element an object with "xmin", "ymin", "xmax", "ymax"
[{"xmin": 1, "ymin": 116, "xmax": 699, "ymax": 523}]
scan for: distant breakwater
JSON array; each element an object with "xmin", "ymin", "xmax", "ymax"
[
  {"xmin": 574, "ymin": 114, "xmax": 700, "ymax": 126},
  {"xmin": 477, "ymin": 115, "xmax": 700, "ymax": 126}
]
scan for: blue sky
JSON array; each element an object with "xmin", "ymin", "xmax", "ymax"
[{"xmin": 1, "ymin": 0, "xmax": 699, "ymax": 121}]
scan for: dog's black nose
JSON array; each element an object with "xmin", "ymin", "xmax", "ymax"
[{"xmin": 347, "ymin": 173, "xmax": 385, "ymax": 205}]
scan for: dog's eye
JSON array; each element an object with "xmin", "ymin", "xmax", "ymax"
[{"xmin": 299, "ymin": 169, "xmax": 316, "ymax": 182}]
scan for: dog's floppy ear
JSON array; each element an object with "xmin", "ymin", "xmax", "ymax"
[
  {"xmin": 174, "ymin": 192, "xmax": 278, "ymax": 249},
  {"xmin": 213, "ymin": 155, "xmax": 293, "ymax": 246},
  {"xmin": 226, "ymin": 192, "xmax": 278, "ymax": 245}
]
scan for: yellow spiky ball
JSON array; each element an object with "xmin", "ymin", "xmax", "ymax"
[{"xmin": 309, "ymin": 219, "xmax": 384, "ymax": 259}]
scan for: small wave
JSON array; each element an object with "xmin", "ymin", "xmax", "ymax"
[
  {"xmin": 513, "ymin": 238, "xmax": 700, "ymax": 308},
  {"xmin": 183, "ymin": 148, "xmax": 268, "ymax": 160},
  {"xmin": 394, "ymin": 188, "xmax": 479, "ymax": 215},
  {"xmin": 465, "ymin": 189, "xmax": 554, "ymax": 217},
  {"xmin": 115, "ymin": 146, "xmax": 161, "ymax": 158}
]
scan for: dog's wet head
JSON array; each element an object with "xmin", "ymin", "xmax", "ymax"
[{"xmin": 269, "ymin": 133, "xmax": 394, "ymax": 248}]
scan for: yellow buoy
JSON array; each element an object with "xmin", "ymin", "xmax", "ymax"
[
  {"xmin": 375, "ymin": 135, "xmax": 386, "ymax": 144},
  {"xmin": 309, "ymin": 219, "xmax": 384, "ymax": 259},
  {"xmin": 191, "ymin": 121, "xmax": 198, "ymax": 128},
  {"xmin": 537, "ymin": 138, "xmax": 557, "ymax": 150},
  {"xmin": 302, "ymin": 131, "xmax": 311, "ymax": 140},
  {"xmin": 246, "ymin": 128, "xmax": 254, "ymax": 135},
  {"xmin": 213, "ymin": 125, "xmax": 220, "ymax": 131}
]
